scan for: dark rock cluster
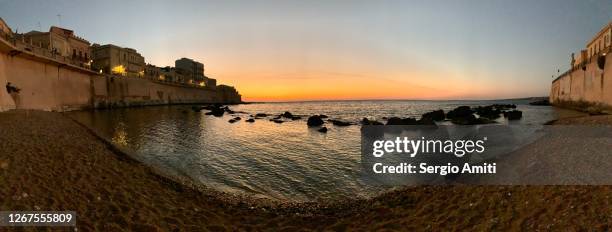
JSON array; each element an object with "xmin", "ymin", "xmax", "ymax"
[
  {"xmin": 529, "ymin": 99, "xmax": 550, "ymax": 106},
  {"xmin": 361, "ymin": 118, "xmax": 383, "ymax": 125},
  {"xmin": 503, "ymin": 110, "xmax": 522, "ymax": 120},
  {"xmin": 307, "ymin": 115, "xmax": 325, "ymax": 127},
  {"xmin": 193, "ymin": 102, "xmax": 524, "ymax": 128},
  {"xmin": 328, "ymin": 119, "xmax": 351, "ymax": 126},
  {"xmin": 421, "ymin": 109, "xmax": 445, "ymax": 121}
]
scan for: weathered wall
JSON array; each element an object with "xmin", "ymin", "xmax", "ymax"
[
  {"xmin": 550, "ymin": 54, "xmax": 612, "ymax": 107},
  {"xmin": 0, "ymin": 50, "xmax": 15, "ymax": 111},
  {"xmin": 0, "ymin": 53, "xmax": 93, "ymax": 111},
  {"xmin": 92, "ymin": 76, "xmax": 222, "ymax": 108},
  {"xmin": 0, "ymin": 37, "xmax": 241, "ymax": 112}
]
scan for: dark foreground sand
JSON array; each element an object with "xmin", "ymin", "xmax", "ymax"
[{"xmin": 2, "ymin": 110, "xmax": 612, "ymax": 231}]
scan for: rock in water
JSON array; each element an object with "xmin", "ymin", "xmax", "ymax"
[
  {"xmin": 246, "ymin": 118, "xmax": 255, "ymax": 123},
  {"xmin": 421, "ymin": 110, "xmax": 445, "ymax": 121},
  {"xmin": 386, "ymin": 117, "xmax": 418, "ymax": 125},
  {"xmin": 280, "ymin": 111, "xmax": 294, "ymax": 118},
  {"xmin": 205, "ymin": 108, "xmax": 224, "ymax": 117},
  {"xmin": 255, "ymin": 113, "xmax": 268, "ymax": 117},
  {"xmin": 451, "ymin": 114, "xmax": 495, "ymax": 125},
  {"xmin": 329, "ymin": 119, "xmax": 351, "ymax": 126},
  {"xmin": 446, "ymin": 106, "xmax": 473, "ymax": 120},
  {"xmin": 307, "ymin": 115, "xmax": 324, "ymax": 127},
  {"xmin": 492, "ymin": 104, "xmax": 516, "ymax": 110},
  {"xmin": 362, "ymin": 118, "xmax": 383, "ymax": 125},
  {"xmin": 417, "ymin": 117, "xmax": 436, "ymax": 125},
  {"xmin": 318, "ymin": 127, "xmax": 328, "ymax": 133},
  {"xmin": 503, "ymin": 110, "xmax": 522, "ymax": 120},
  {"xmin": 529, "ymin": 99, "xmax": 550, "ymax": 106},
  {"xmin": 228, "ymin": 116, "xmax": 242, "ymax": 123},
  {"xmin": 475, "ymin": 106, "xmax": 501, "ymax": 119}
]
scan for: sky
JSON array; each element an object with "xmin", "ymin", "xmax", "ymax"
[{"xmin": 0, "ymin": 0, "xmax": 610, "ymax": 102}]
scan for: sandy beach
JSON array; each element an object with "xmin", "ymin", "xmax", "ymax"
[{"xmin": 2, "ymin": 110, "xmax": 612, "ymax": 231}]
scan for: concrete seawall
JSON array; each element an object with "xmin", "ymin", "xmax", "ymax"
[
  {"xmin": 550, "ymin": 51, "xmax": 612, "ymax": 108},
  {"xmin": 0, "ymin": 36, "xmax": 240, "ymax": 112}
]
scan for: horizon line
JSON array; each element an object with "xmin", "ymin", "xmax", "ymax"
[{"xmin": 243, "ymin": 96, "xmax": 549, "ymax": 104}]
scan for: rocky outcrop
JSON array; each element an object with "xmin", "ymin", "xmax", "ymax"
[
  {"xmin": 451, "ymin": 114, "xmax": 495, "ymax": 125},
  {"xmin": 385, "ymin": 117, "xmax": 418, "ymax": 125},
  {"xmin": 475, "ymin": 106, "xmax": 502, "ymax": 119},
  {"xmin": 307, "ymin": 115, "xmax": 325, "ymax": 127},
  {"xmin": 529, "ymin": 99, "xmax": 550, "ymax": 106},
  {"xmin": 503, "ymin": 110, "xmax": 522, "ymax": 120},
  {"xmin": 280, "ymin": 111, "xmax": 294, "ymax": 118},
  {"xmin": 329, "ymin": 119, "xmax": 351, "ymax": 126},
  {"xmin": 421, "ymin": 110, "xmax": 445, "ymax": 121},
  {"xmin": 245, "ymin": 118, "xmax": 255, "ymax": 123},
  {"xmin": 228, "ymin": 117, "xmax": 241, "ymax": 123},
  {"xmin": 318, "ymin": 127, "xmax": 328, "ymax": 133},
  {"xmin": 361, "ymin": 118, "xmax": 384, "ymax": 125},
  {"xmin": 205, "ymin": 108, "xmax": 224, "ymax": 117},
  {"xmin": 270, "ymin": 119, "xmax": 284, "ymax": 123},
  {"xmin": 446, "ymin": 106, "xmax": 473, "ymax": 120},
  {"xmin": 201, "ymin": 104, "xmax": 228, "ymax": 117}
]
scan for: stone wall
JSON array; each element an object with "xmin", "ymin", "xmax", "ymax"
[
  {"xmin": 550, "ymin": 53, "xmax": 612, "ymax": 108},
  {"xmin": 92, "ymin": 75, "xmax": 224, "ymax": 108},
  {"xmin": 0, "ymin": 36, "xmax": 241, "ymax": 112}
]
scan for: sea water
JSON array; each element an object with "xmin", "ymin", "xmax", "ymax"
[{"xmin": 68, "ymin": 100, "xmax": 581, "ymax": 201}]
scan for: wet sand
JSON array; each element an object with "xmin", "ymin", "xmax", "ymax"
[{"xmin": 2, "ymin": 110, "xmax": 612, "ymax": 231}]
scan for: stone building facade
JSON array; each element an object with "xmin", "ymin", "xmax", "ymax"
[
  {"xmin": 551, "ymin": 21, "xmax": 612, "ymax": 108},
  {"xmin": 0, "ymin": 18, "xmax": 12, "ymax": 37},
  {"xmin": 91, "ymin": 44, "xmax": 145, "ymax": 77},
  {"xmin": 18, "ymin": 26, "xmax": 90, "ymax": 65}
]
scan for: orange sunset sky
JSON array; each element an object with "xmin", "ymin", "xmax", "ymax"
[{"xmin": 2, "ymin": 0, "xmax": 610, "ymax": 102}]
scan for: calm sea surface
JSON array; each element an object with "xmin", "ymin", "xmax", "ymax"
[{"xmin": 68, "ymin": 100, "xmax": 582, "ymax": 202}]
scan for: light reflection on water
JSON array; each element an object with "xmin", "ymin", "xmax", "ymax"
[{"xmin": 67, "ymin": 100, "xmax": 582, "ymax": 201}]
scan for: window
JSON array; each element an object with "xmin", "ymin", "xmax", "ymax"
[{"xmin": 72, "ymin": 49, "xmax": 76, "ymax": 57}]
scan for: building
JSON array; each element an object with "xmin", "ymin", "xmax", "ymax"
[
  {"xmin": 176, "ymin": 58, "xmax": 209, "ymax": 85},
  {"xmin": 145, "ymin": 64, "xmax": 162, "ymax": 80},
  {"xmin": 203, "ymin": 77, "xmax": 216, "ymax": 88},
  {"xmin": 91, "ymin": 44, "xmax": 145, "ymax": 77},
  {"xmin": 0, "ymin": 17, "xmax": 13, "ymax": 38},
  {"xmin": 144, "ymin": 64, "xmax": 187, "ymax": 83},
  {"xmin": 18, "ymin": 26, "xmax": 90, "ymax": 62},
  {"xmin": 551, "ymin": 21, "xmax": 612, "ymax": 108},
  {"xmin": 175, "ymin": 58, "xmax": 204, "ymax": 82},
  {"xmin": 586, "ymin": 22, "xmax": 611, "ymax": 59},
  {"xmin": 175, "ymin": 57, "xmax": 218, "ymax": 88}
]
